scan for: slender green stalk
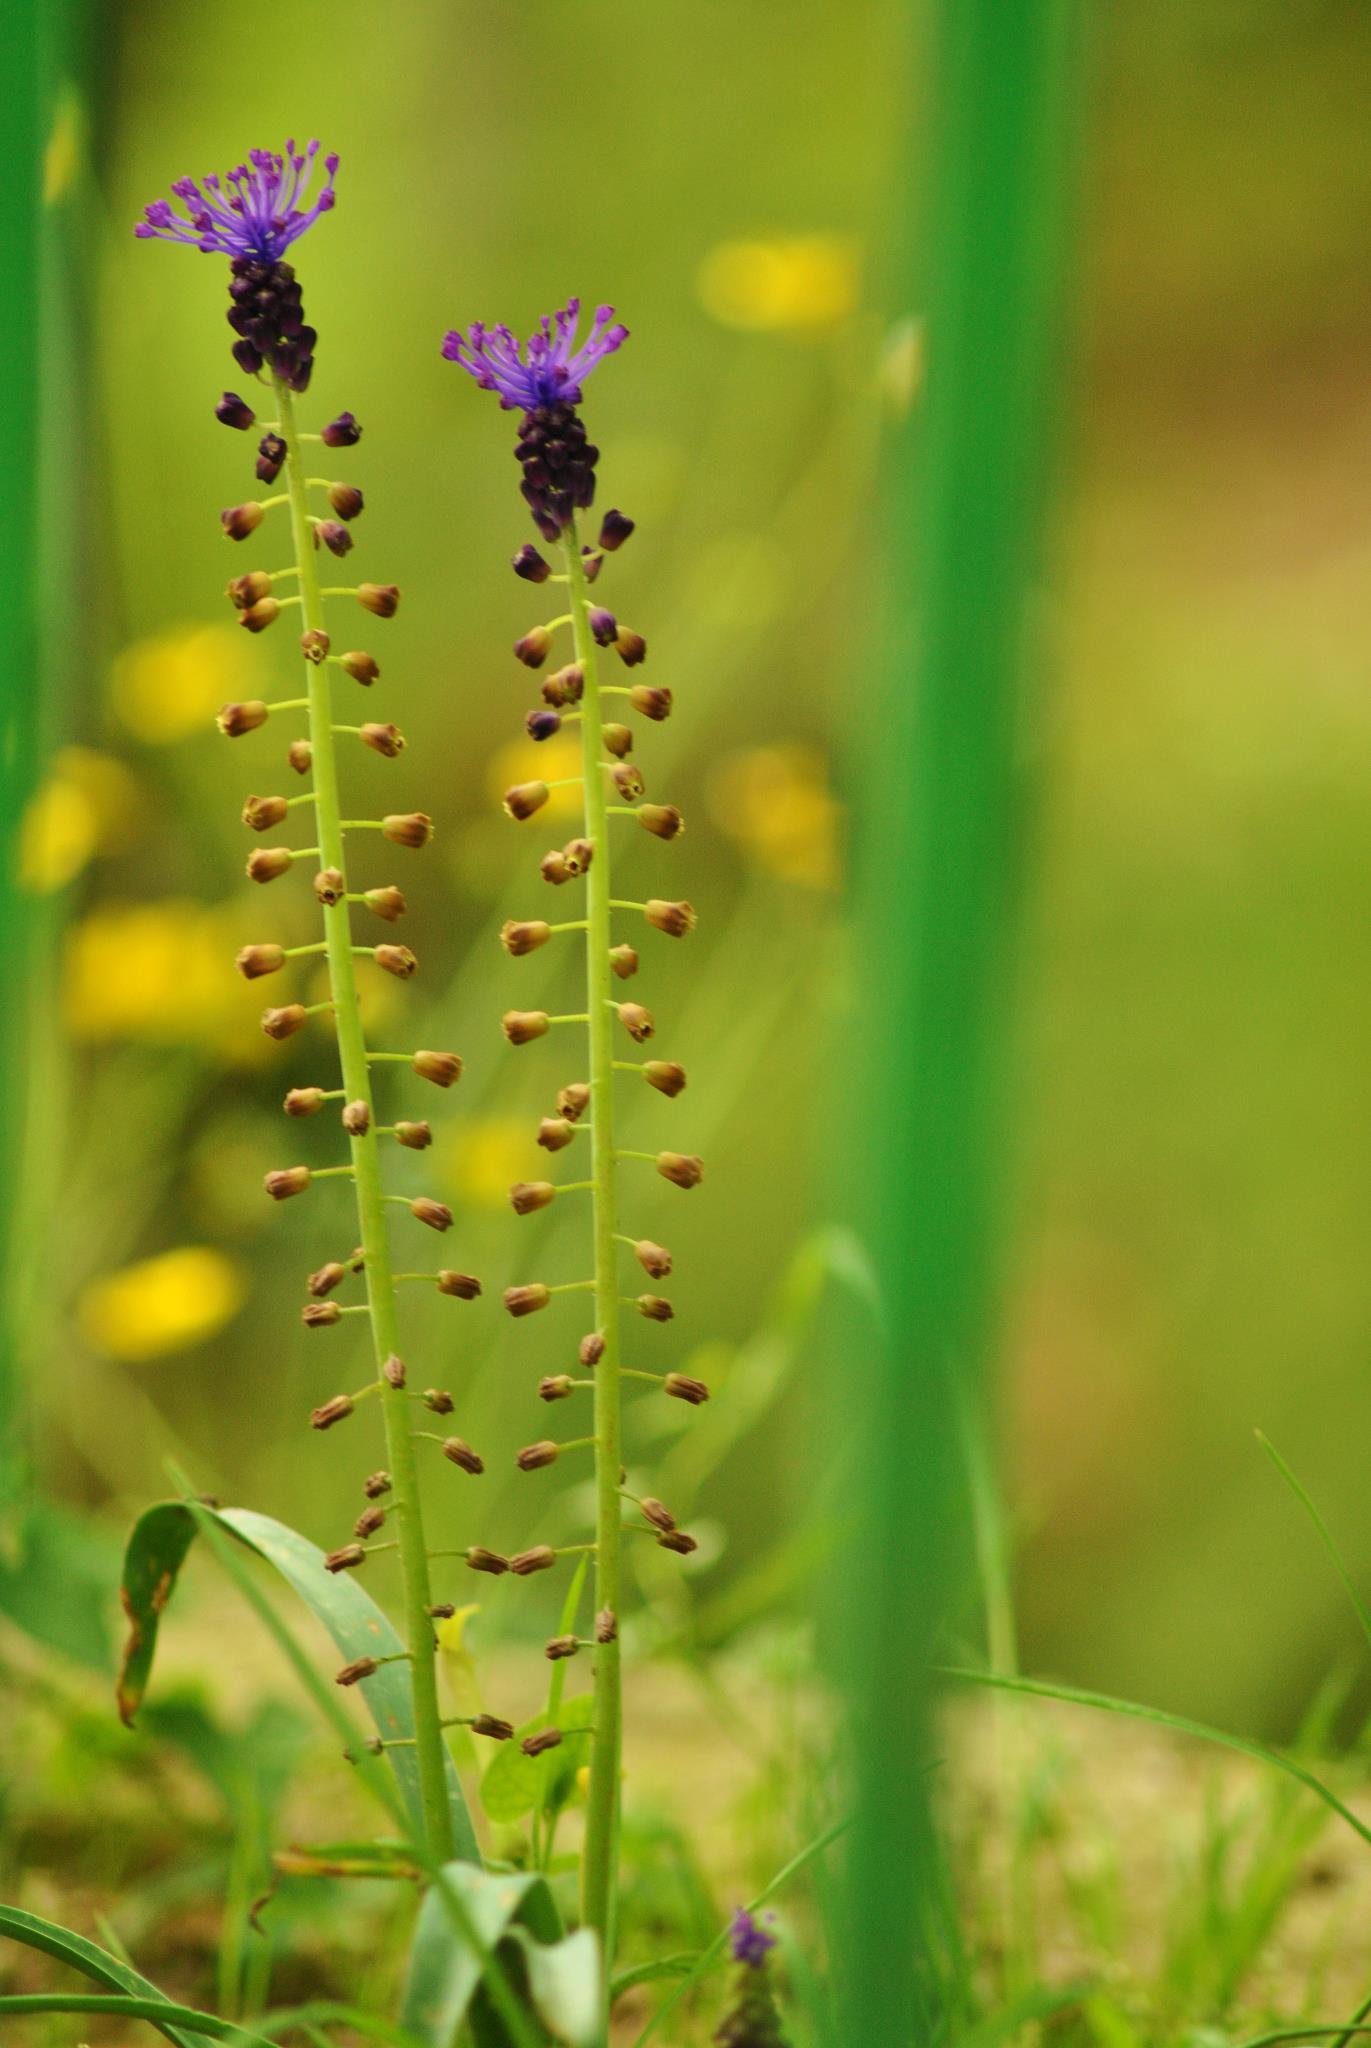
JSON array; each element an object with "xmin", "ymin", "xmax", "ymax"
[
  {"xmin": 273, "ymin": 378, "xmax": 454, "ymax": 1865},
  {"xmin": 564, "ymin": 513, "xmax": 624, "ymax": 1959}
]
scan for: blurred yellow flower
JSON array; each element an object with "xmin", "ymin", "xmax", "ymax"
[
  {"xmin": 709, "ymin": 745, "xmax": 842, "ymax": 890},
  {"xmin": 63, "ymin": 898, "xmax": 270, "ymax": 1061},
  {"xmin": 698, "ymin": 235, "xmax": 859, "ymax": 333},
  {"xmin": 19, "ymin": 748, "xmax": 141, "ymax": 892},
  {"xmin": 112, "ymin": 624, "xmax": 260, "ymax": 743},
  {"xmin": 78, "ymin": 1246, "xmax": 245, "ymax": 1362},
  {"xmin": 438, "ymin": 1114, "xmax": 534, "ymax": 1210},
  {"xmin": 488, "ymin": 734, "xmax": 585, "ymax": 823}
]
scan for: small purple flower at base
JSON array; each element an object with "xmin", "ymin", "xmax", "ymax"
[
  {"xmin": 714, "ymin": 1909, "xmax": 788, "ymax": 2047},
  {"xmin": 728, "ymin": 1910, "xmax": 776, "ymax": 1969},
  {"xmin": 216, "ymin": 391, "xmax": 255, "ymax": 430}
]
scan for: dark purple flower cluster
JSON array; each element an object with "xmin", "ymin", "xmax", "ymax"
[
  {"xmin": 727, "ymin": 1909, "xmax": 777, "ymax": 1969},
  {"xmin": 136, "ymin": 142, "xmax": 338, "ymax": 391},
  {"xmin": 442, "ymin": 300, "xmax": 628, "ymax": 539}
]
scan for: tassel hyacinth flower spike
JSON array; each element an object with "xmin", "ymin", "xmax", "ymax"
[
  {"xmin": 140, "ymin": 142, "xmax": 508, "ymax": 1866},
  {"xmin": 446, "ymin": 298, "xmax": 705, "ymax": 1957}
]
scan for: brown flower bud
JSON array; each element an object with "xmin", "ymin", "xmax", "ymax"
[
  {"xmin": 558, "ymin": 1082, "xmax": 591, "ymax": 1122},
  {"xmin": 217, "ymin": 699, "xmax": 269, "ymax": 737},
  {"xmin": 595, "ymin": 1608, "xmax": 618, "ymax": 1643},
  {"xmin": 634, "ymin": 1239, "xmax": 673, "ymax": 1279},
  {"xmin": 657, "ymin": 1152, "xmax": 704, "ymax": 1189},
  {"xmin": 521, "ymin": 1726, "xmax": 563, "ymax": 1756},
  {"xmin": 429, "ymin": 1602, "xmax": 456, "ymax": 1618},
  {"xmin": 237, "ymin": 943, "xmax": 285, "ymax": 980},
  {"xmin": 609, "ymin": 944, "xmax": 639, "ymax": 980},
  {"xmin": 288, "ymin": 738, "xmax": 313, "ymax": 775},
  {"xmin": 617, "ymin": 1003, "xmax": 654, "ymax": 1044},
  {"xmin": 411, "ymin": 1197, "xmax": 453, "ymax": 1232},
  {"xmin": 640, "ymin": 1497, "xmax": 677, "ymax": 1532},
  {"xmin": 664, "ymin": 1373, "xmax": 710, "ymax": 1405},
  {"xmin": 545, "ymin": 1635, "xmax": 580, "ymax": 1661},
  {"xmin": 221, "ymin": 501, "xmax": 265, "ymax": 540},
  {"xmin": 340, "ymin": 650, "xmax": 379, "ymax": 685},
  {"xmin": 311, "ymin": 1393, "xmax": 354, "ymax": 1430},
  {"xmin": 644, "ymin": 1061, "xmax": 687, "ymax": 1098},
  {"xmin": 537, "ymin": 1118, "xmax": 576, "ymax": 1153},
  {"xmin": 505, "ymin": 1283, "xmax": 551, "ymax": 1317},
  {"xmin": 503, "ymin": 1010, "xmax": 550, "ymax": 1045},
  {"xmin": 360, "ymin": 721, "xmax": 405, "ymax": 758},
  {"xmin": 302, "ymin": 1301, "xmax": 342, "ymax": 1329},
  {"xmin": 227, "ymin": 570, "xmax": 273, "ymax": 609},
  {"xmin": 514, "ymin": 626, "xmax": 552, "ymax": 668},
  {"xmin": 413, "ymin": 1049, "xmax": 463, "ymax": 1087},
  {"xmin": 612, "ymin": 763, "xmax": 645, "ymax": 802},
  {"xmin": 265, "ymin": 1166, "xmax": 310, "ymax": 1200},
  {"xmin": 394, "ymin": 1120, "xmax": 432, "ymax": 1150},
  {"xmin": 342, "ymin": 1099, "xmax": 371, "ymax": 1134},
  {"xmin": 423, "ymin": 1388, "xmax": 454, "ymax": 1414},
  {"xmin": 657, "ymin": 1528, "xmax": 699, "ymax": 1554},
  {"xmin": 335, "ymin": 1656, "xmax": 378, "ymax": 1686},
  {"xmin": 364, "ymin": 885, "xmax": 407, "ymax": 920},
  {"xmin": 540, "ymin": 849, "xmax": 572, "ymax": 885},
  {"xmin": 363, "ymin": 1470, "xmax": 392, "ymax": 1498},
  {"xmin": 501, "ymin": 919, "xmax": 552, "ymax": 956},
  {"xmin": 471, "ymin": 1713, "xmax": 515, "ymax": 1742},
  {"xmin": 645, "ymin": 899, "xmax": 696, "ymax": 938},
  {"xmin": 579, "ymin": 1332, "xmax": 606, "ymax": 1368},
  {"xmin": 517, "ymin": 1441, "xmax": 560, "ymax": 1471},
  {"xmin": 601, "ymin": 722, "xmax": 633, "ymax": 759},
  {"xmin": 325, "ymin": 1543, "xmax": 367, "ymax": 1574},
  {"xmin": 442, "ymin": 1437, "xmax": 484, "ymax": 1475},
  {"xmin": 466, "ymin": 1547, "xmax": 511, "ymax": 1576},
  {"xmin": 382, "ymin": 812, "xmax": 433, "ymax": 848},
  {"xmin": 247, "ymin": 846, "xmax": 294, "ymax": 883},
  {"xmin": 358, "ymin": 582, "xmax": 400, "ymax": 617},
  {"xmin": 510, "ymin": 1180, "xmax": 556, "ymax": 1216},
  {"xmin": 598, "ymin": 508, "xmax": 635, "ymax": 551},
  {"xmin": 375, "ymin": 944, "xmax": 418, "ymax": 979},
  {"xmin": 629, "ymin": 684, "xmax": 673, "ymax": 721},
  {"xmin": 285, "ymin": 1087, "xmax": 327, "ymax": 1117},
  {"xmin": 383, "ymin": 1354, "xmax": 407, "ymax": 1388},
  {"xmin": 308, "ymin": 1261, "xmax": 347, "ymax": 1297},
  {"xmin": 354, "ymin": 1506, "xmax": 386, "ymax": 1539},
  {"xmin": 314, "ymin": 866, "xmax": 346, "ymax": 904},
  {"xmin": 317, "ymin": 519, "xmax": 352, "ymax": 557},
  {"xmin": 437, "ymin": 1270, "xmax": 481, "ymax": 1299},
  {"xmin": 636, "ymin": 1294, "xmax": 674, "ymax": 1322},
  {"xmin": 300, "ymin": 627, "xmax": 331, "ymax": 663},
  {"xmin": 240, "ymin": 597, "xmax": 281, "ymax": 633},
  {"xmin": 509, "ymin": 1545, "xmax": 557, "ymax": 1576},
  {"xmin": 542, "ymin": 662, "xmax": 584, "ymax": 707},
  {"xmin": 505, "ymin": 782, "xmax": 551, "ymax": 824},
  {"xmin": 562, "ymin": 838, "xmax": 594, "ymax": 876},
  {"xmin": 639, "ymin": 804, "xmax": 684, "ymax": 840},
  {"xmin": 614, "ymin": 627, "xmax": 647, "ymax": 667},
  {"xmin": 539, "ymin": 1375, "xmax": 574, "ymax": 1401}
]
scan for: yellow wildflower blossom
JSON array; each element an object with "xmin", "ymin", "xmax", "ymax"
[
  {"xmin": 78, "ymin": 1245, "xmax": 245, "ymax": 1362},
  {"xmin": 437, "ymin": 1114, "xmax": 534, "ymax": 1210},
  {"xmin": 697, "ymin": 235, "xmax": 859, "ymax": 333},
  {"xmin": 488, "ymin": 734, "xmax": 585, "ymax": 822},
  {"xmin": 63, "ymin": 898, "xmax": 270, "ymax": 1062},
  {"xmin": 19, "ymin": 748, "xmax": 141, "ymax": 892},
  {"xmin": 709, "ymin": 745, "xmax": 842, "ymax": 890},
  {"xmin": 112, "ymin": 623, "xmax": 261, "ymax": 743}
]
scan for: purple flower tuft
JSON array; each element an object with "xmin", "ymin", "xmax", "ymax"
[
  {"xmin": 135, "ymin": 140, "xmax": 339, "ymax": 263},
  {"xmin": 442, "ymin": 298, "xmax": 628, "ymax": 412},
  {"xmin": 727, "ymin": 1909, "xmax": 776, "ymax": 1969}
]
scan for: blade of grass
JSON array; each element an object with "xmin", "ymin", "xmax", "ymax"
[
  {"xmin": 938, "ymin": 1667, "xmax": 1371, "ymax": 1852},
  {"xmin": 1255, "ymin": 1431, "xmax": 1371, "ymax": 1655},
  {"xmin": 0, "ymin": 1996, "xmax": 273, "ymax": 2046}
]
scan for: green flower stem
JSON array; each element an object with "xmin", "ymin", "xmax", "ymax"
[
  {"xmin": 564, "ymin": 512, "xmax": 624, "ymax": 1968},
  {"xmin": 273, "ymin": 375, "xmax": 455, "ymax": 1867}
]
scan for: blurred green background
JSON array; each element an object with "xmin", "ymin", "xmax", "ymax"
[{"xmin": 14, "ymin": 0, "xmax": 1371, "ymax": 1754}]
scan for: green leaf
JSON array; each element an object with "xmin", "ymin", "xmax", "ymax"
[
  {"xmin": 0, "ymin": 1994, "xmax": 271, "ymax": 2046},
  {"xmin": 402, "ymin": 1861, "xmax": 595, "ymax": 2047},
  {"xmin": 0, "ymin": 1905, "xmax": 212, "ymax": 2048},
  {"xmin": 117, "ymin": 1498, "xmax": 478, "ymax": 1860},
  {"xmin": 479, "ymin": 1695, "xmax": 594, "ymax": 1826},
  {"xmin": 608, "ymin": 1954, "xmax": 699, "ymax": 2000}
]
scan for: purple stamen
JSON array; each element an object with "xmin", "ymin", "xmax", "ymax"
[
  {"xmin": 135, "ymin": 140, "xmax": 339, "ymax": 262},
  {"xmin": 442, "ymin": 297, "xmax": 629, "ymax": 411}
]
